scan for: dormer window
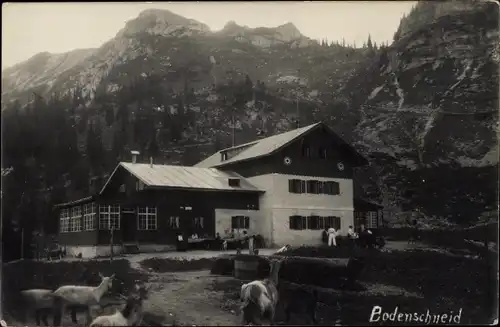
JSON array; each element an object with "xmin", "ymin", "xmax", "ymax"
[
  {"xmin": 221, "ymin": 151, "xmax": 228, "ymax": 161},
  {"xmin": 228, "ymin": 178, "xmax": 240, "ymax": 187}
]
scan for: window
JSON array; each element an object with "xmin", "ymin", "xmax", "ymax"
[
  {"xmin": 137, "ymin": 206, "xmax": 157, "ymax": 230},
  {"xmin": 355, "ymin": 211, "xmax": 365, "ymax": 228},
  {"xmin": 290, "ymin": 179, "xmax": 339, "ymax": 195},
  {"xmin": 366, "ymin": 211, "xmax": 378, "ymax": 229},
  {"xmin": 221, "ymin": 152, "xmax": 228, "ymax": 161},
  {"xmin": 319, "ymin": 147, "xmax": 328, "ymax": 159},
  {"xmin": 70, "ymin": 206, "xmax": 82, "ymax": 232},
  {"xmin": 289, "ymin": 215, "xmax": 341, "ymax": 231},
  {"xmin": 301, "ymin": 145, "xmax": 311, "ymax": 157},
  {"xmin": 194, "ymin": 217, "xmax": 204, "ymax": 229},
  {"xmin": 119, "ymin": 184, "xmax": 126, "ymax": 193},
  {"xmin": 306, "ymin": 180, "xmax": 320, "ymax": 194},
  {"xmin": 169, "ymin": 216, "xmax": 180, "ymax": 229},
  {"xmin": 324, "ymin": 181, "xmax": 340, "ymax": 195},
  {"xmin": 288, "ymin": 179, "xmax": 306, "ymax": 193},
  {"xmin": 59, "ymin": 208, "xmax": 70, "ymax": 233},
  {"xmin": 231, "ymin": 216, "xmax": 250, "ymax": 229},
  {"xmin": 99, "ymin": 205, "xmax": 120, "ymax": 230},
  {"xmin": 228, "ymin": 178, "xmax": 240, "ymax": 187},
  {"xmin": 324, "ymin": 216, "xmax": 341, "ymax": 230},
  {"xmin": 308, "ymin": 215, "xmax": 322, "ymax": 230},
  {"xmin": 289, "ymin": 215, "xmax": 307, "ymax": 230},
  {"xmin": 83, "ymin": 202, "xmax": 96, "ymax": 231},
  {"xmin": 136, "ymin": 181, "xmax": 145, "ymax": 191}
]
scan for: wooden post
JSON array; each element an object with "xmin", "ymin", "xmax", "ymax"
[
  {"xmin": 110, "ymin": 226, "xmax": 114, "ymax": 262},
  {"xmin": 0, "ymin": 199, "xmax": 3, "ymax": 321},
  {"xmin": 248, "ymin": 236, "xmax": 254, "ymax": 255},
  {"xmin": 21, "ymin": 228, "xmax": 24, "ymax": 260}
]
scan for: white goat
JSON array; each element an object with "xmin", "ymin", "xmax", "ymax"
[
  {"xmin": 89, "ymin": 284, "xmax": 149, "ymax": 327},
  {"xmin": 19, "ymin": 289, "xmax": 79, "ymax": 326},
  {"xmin": 240, "ymin": 257, "xmax": 284, "ymax": 325},
  {"xmin": 52, "ymin": 272, "xmax": 115, "ymax": 326}
]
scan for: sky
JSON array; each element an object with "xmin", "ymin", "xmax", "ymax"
[{"xmin": 2, "ymin": 1, "xmax": 416, "ymax": 70}]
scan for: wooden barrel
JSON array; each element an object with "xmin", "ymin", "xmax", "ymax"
[{"xmin": 234, "ymin": 257, "xmax": 260, "ymax": 280}]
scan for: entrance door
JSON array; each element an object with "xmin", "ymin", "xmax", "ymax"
[{"xmin": 121, "ymin": 212, "xmax": 136, "ymax": 243}]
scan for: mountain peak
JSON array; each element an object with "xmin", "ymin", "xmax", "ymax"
[
  {"xmin": 119, "ymin": 8, "xmax": 211, "ymax": 37},
  {"xmin": 137, "ymin": 8, "xmax": 187, "ymax": 22},
  {"xmin": 275, "ymin": 22, "xmax": 302, "ymax": 38}
]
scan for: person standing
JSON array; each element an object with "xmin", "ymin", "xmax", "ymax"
[
  {"xmin": 248, "ymin": 235, "xmax": 255, "ymax": 255},
  {"xmin": 322, "ymin": 228, "xmax": 328, "ymax": 244},
  {"xmin": 348, "ymin": 225, "xmax": 357, "ymax": 247},
  {"xmin": 327, "ymin": 227, "xmax": 337, "ymax": 247}
]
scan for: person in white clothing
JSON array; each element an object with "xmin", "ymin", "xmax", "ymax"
[{"xmin": 327, "ymin": 227, "xmax": 337, "ymax": 246}]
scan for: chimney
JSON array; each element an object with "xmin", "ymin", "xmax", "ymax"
[
  {"xmin": 131, "ymin": 150, "xmax": 140, "ymax": 164},
  {"xmin": 149, "ymin": 156, "xmax": 153, "ymax": 168}
]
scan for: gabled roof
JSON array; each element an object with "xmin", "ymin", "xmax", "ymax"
[
  {"xmin": 54, "ymin": 195, "xmax": 97, "ymax": 209},
  {"xmin": 100, "ymin": 162, "xmax": 262, "ymax": 194},
  {"xmin": 195, "ymin": 123, "xmax": 320, "ymax": 168},
  {"xmin": 195, "ymin": 122, "xmax": 367, "ymax": 168}
]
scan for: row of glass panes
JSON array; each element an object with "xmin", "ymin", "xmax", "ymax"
[{"xmin": 59, "ymin": 204, "xmax": 158, "ymax": 232}]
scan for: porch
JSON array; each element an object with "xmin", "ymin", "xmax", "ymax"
[{"xmin": 354, "ymin": 198, "xmax": 384, "ymax": 230}]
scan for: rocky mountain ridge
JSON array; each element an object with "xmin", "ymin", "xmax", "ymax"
[
  {"xmin": 1, "ymin": 8, "xmax": 317, "ymax": 106},
  {"xmin": 1, "ymin": 2, "xmax": 498, "ymax": 227}
]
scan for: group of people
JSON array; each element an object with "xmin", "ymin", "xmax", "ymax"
[{"xmin": 322, "ymin": 224, "xmax": 374, "ymax": 247}]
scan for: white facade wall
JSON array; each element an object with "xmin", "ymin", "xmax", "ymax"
[
  {"xmin": 247, "ymin": 173, "xmax": 354, "ymax": 247},
  {"xmin": 244, "ymin": 175, "xmax": 276, "ymax": 245}
]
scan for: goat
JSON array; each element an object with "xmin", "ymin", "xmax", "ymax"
[
  {"xmin": 279, "ymin": 285, "xmax": 318, "ymax": 325},
  {"xmin": 52, "ymin": 272, "xmax": 115, "ymax": 326},
  {"xmin": 19, "ymin": 289, "xmax": 79, "ymax": 326},
  {"xmin": 275, "ymin": 245, "xmax": 291, "ymax": 254},
  {"xmin": 240, "ymin": 257, "xmax": 284, "ymax": 325},
  {"xmin": 89, "ymin": 284, "xmax": 149, "ymax": 327}
]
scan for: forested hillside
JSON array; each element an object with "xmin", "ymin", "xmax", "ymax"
[{"xmin": 1, "ymin": 1, "xmax": 498, "ymax": 260}]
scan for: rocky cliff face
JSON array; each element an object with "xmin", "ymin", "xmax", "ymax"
[
  {"xmin": 118, "ymin": 8, "xmax": 211, "ymax": 38},
  {"xmin": 217, "ymin": 20, "xmax": 316, "ymax": 48},
  {"xmin": 1, "ymin": 4, "xmax": 498, "ymax": 225},
  {"xmin": 348, "ymin": 1, "xmax": 499, "ymax": 224}
]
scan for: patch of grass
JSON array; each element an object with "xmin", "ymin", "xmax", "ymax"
[
  {"xmin": 280, "ymin": 246, "xmax": 495, "ymax": 324},
  {"xmin": 139, "ymin": 257, "xmax": 214, "ymax": 273}
]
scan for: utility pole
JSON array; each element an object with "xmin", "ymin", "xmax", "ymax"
[
  {"xmin": 0, "ymin": 194, "xmax": 3, "ymax": 322},
  {"xmin": 296, "ymin": 68, "xmax": 301, "ymax": 128},
  {"xmin": 21, "ymin": 228, "xmax": 24, "ymax": 260},
  {"xmin": 232, "ymin": 107, "xmax": 235, "ymax": 147}
]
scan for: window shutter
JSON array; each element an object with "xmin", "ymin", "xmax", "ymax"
[
  {"xmin": 301, "ymin": 216, "xmax": 308, "ymax": 230},
  {"xmin": 333, "ymin": 182, "xmax": 340, "ymax": 195},
  {"xmin": 318, "ymin": 182, "xmax": 324, "ymax": 194},
  {"xmin": 288, "ymin": 179, "xmax": 295, "ymax": 193},
  {"xmin": 333, "ymin": 216, "xmax": 341, "ymax": 230},
  {"xmin": 308, "ymin": 216, "xmax": 319, "ymax": 230},
  {"xmin": 299, "ymin": 180, "xmax": 306, "ymax": 193}
]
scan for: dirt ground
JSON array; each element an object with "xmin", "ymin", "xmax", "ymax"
[
  {"xmin": 6, "ymin": 241, "xmax": 487, "ymax": 326},
  {"xmin": 143, "ymin": 270, "xmax": 243, "ymax": 326}
]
